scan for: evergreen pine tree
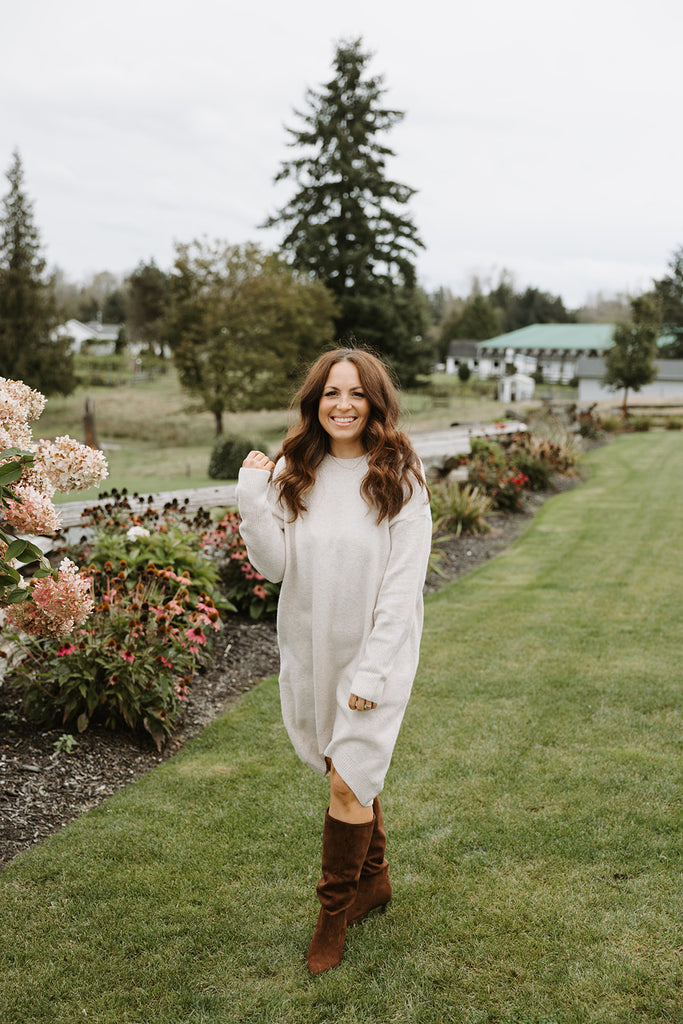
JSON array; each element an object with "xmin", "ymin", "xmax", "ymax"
[
  {"xmin": 264, "ymin": 39, "xmax": 431, "ymax": 385},
  {"xmin": 0, "ymin": 150, "xmax": 74, "ymax": 395}
]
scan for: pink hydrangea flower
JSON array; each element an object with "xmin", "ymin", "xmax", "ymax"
[
  {"xmin": 6, "ymin": 558, "xmax": 94, "ymax": 637},
  {"xmin": 3, "ymin": 482, "xmax": 62, "ymax": 535},
  {"xmin": 0, "ymin": 422, "xmax": 32, "ymax": 450},
  {"xmin": 0, "ymin": 377, "xmax": 46, "ymax": 426},
  {"xmin": 33, "ymin": 436, "xmax": 108, "ymax": 493}
]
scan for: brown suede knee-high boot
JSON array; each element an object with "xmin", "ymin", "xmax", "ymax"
[
  {"xmin": 306, "ymin": 810, "xmax": 374, "ymax": 976},
  {"xmin": 347, "ymin": 796, "xmax": 392, "ymax": 925}
]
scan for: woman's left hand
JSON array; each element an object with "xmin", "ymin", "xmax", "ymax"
[{"xmin": 349, "ymin": 693, "xmax": 378, "ymax": 712}]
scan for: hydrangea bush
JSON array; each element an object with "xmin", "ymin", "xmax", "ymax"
[
  {"xmin": 0, "ymin": 377, "xmax": 108, "ymax": 633},
  {"xmin": 11, "ymin": 559, "xmax": 221, "ymax": 749}
]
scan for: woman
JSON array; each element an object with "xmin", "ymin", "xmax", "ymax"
[{"xmin": 235, "ymin": 347, "xmax": 432, "ymax": 975}]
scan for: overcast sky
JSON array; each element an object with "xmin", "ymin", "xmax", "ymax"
[{"xmin": 3, "ymin": 0, "xmax": 682, "ymax": 308}]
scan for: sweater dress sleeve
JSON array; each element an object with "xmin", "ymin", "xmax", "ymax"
[
  {"xmin": 235, "ymin": 467, "xmax": 286, "ymax": 583},
  {"xmin": 349, "ymin": 482, "xmax": 433, "ymax": 706}
]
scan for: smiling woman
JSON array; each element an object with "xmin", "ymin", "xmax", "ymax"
[{"xmin": 236, "ymin": 345, "xmax": 433, "ymax": 975}]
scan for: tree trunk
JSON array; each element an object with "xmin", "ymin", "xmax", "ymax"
[
  {"xmin": 214, "ymin": 409, "xmax": 223, "ymax": 436},
  {"xmin": 621, "ymin": 388, "xmax": 630, "ymax": 420}
]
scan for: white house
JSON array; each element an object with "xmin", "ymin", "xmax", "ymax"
[
  {"xmin": 55, "ymin": 319, "xmax": 122, "ymax": 355},
  {"xmin": 576, "ymin": 357, "xmax": 683, "ymax": 403}
]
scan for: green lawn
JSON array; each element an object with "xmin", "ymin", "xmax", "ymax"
[{"xmin": 1, "ymin": 433, "xmax": 681, "ymax": 1023}]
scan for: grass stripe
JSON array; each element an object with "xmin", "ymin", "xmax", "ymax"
[{"xmin": 1, "ymin": 432, "xmax": 681, "ymax": 1023}]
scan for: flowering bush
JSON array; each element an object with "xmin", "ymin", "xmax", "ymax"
[
  {"xmin": 203, "ymin": 509, "xmax": 280, "ymax": 619},
  {"xmin": 10, "ymin": 562, "xmax": 221, "ymax": 749},
  {"xmin": 0, "ymin": 376, "xmax": 108, "ymax": 632},
  {"xmin": 467, "ymin": 438, "xmax": 529, "ymax": 512}
]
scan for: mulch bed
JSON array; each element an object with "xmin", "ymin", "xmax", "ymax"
[{"xmin": 0, "ymin": 482, "xmax": 573, "ymax": 870}]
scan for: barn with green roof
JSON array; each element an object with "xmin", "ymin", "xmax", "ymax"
[{"xmin": 475, "ymin": 324, "xmax": 615, "ymax": 384}]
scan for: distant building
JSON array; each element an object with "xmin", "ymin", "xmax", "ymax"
[
  {"xmin": 445, "ymin": 340, "xmax": 479, "ymax": 375},
  {"xmin": 56, "ymin": 319, "xmax": 122, "ymax": 355},
  {"xmin": 576, "ymin": 358, "xmax": 683, "ymax": 402},
  {"xmin": 497, "ymin": 372, "xmax": 536, "ymax": 403},
  {"xmin": 475, "ymin": 324, "xmax": 615, "ymax": 384}
]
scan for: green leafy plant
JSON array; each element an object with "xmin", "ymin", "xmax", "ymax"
[{"xmin": 53, "ymin": 733, "xmax": 78, "ymax": 754}]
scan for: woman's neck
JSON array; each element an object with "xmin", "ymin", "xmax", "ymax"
[{"xmin": 329, "ymin": 441, "xmax": 365, "ymax": 459}]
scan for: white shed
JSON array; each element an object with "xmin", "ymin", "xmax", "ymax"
[{"xmin": 497, "ymin": 373, "xmax": 535, "ymax": 403}]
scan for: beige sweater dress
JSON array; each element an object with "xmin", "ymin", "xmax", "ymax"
[{"xmin": 235, "ymin": 454, "xmax": 432, "ymax": 806}]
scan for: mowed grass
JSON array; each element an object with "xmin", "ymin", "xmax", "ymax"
[{"xmin": 1, "ymin": 432, "xmax": 681, "ymax": 1023}]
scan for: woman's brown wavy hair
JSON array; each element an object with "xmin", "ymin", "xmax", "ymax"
[{"xmin": 273, "ymin": 347, "xmax": 427, "ymax": 523}]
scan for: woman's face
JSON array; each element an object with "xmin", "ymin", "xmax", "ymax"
[{"xmin": 318, "ymin": 360, "xmax": 370, "ymax": 458}]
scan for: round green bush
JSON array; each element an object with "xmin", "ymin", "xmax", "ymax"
[{"xmin": 208, "ymin": 433, "xmax": 265, "ymax": 480}]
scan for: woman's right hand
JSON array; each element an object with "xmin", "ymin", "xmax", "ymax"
[{"xmin": 242, "ymin": 450, "xmax": 275, "ymax": 472}]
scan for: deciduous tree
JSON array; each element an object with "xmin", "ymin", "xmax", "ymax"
[
  {"xmin": 0, "ymin": 150, "xmax": 74, "ymax": 394},
  {"xmin": 165, "ymin": 239, "xmax": 337, "ymax": 435},
  {"xmin": 603, "ymin": 295, "xmax": 660, "ymax": 417},
  {"xmin": 264, "ymin": 38, "xmax": 431, "ymax": 384}
]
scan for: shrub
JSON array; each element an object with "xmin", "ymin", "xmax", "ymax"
[
  {"xmin": 631, "ymin": 414, "xmax": 653, "ymax": 432},
  {"xmin": 509, "ymin": 449, "xmax": 552, "ymax": 491},
  {"xmin": 1, "ymin": 376, "xmax": 107, "ymax": 629},
  {"xmin": 597, "ymin": 413, "xmax": 622, "ymax": 433},
  {"xmin": 524, "ymin": 421, "xmax": 582, "ymax": 475},
  {"xmin": 457, "ymin": 363, "xmax": 471, "ymax": 382},
  {"xmin": 665, "ymin": 416, "xmax": 683, "ymax": 430},
  {"xmin": 430, "ymin": 482, "xmax": 492, "ymax": 535},
  {"xmin": 467, "ymin": 438, "xmax": 529, "ymax": 512},
  {"xmin": 9, "ymin": 564, "xmax": 221, "ymax": 749},
  {"xmin": 209, "ymin": 433, "xmax": 264, "ymax": 480},
  {"xmin": 8, "ymin": 492, "xmax": 227, "ymax": 748},
  {"xmin": 577, "ymin": 412, "xmax": 603, "ymax": 440}
]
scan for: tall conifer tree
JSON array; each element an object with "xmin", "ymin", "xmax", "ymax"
[
  {"xmin": 265, "ymin": 39, "xmax": 431, "ymax": 384},
  {"xmin": 0, "ymin": 150, "xmax": 74, "ymax": 394}
]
